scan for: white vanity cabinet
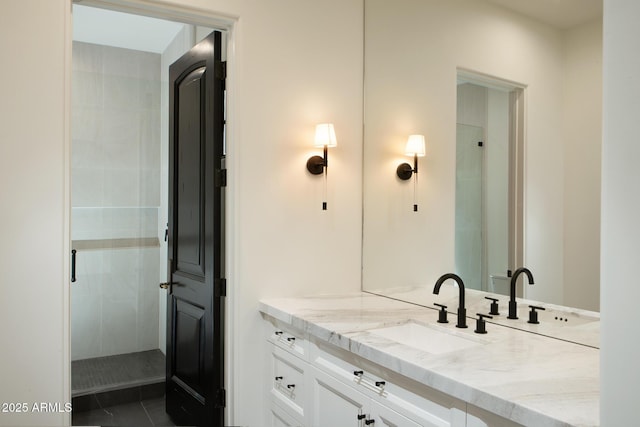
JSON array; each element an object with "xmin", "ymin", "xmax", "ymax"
[
  {"xmin": 264, "ymin": 316, "xmax": 476, "ymax": 427},
  {"xmin": 261, "ymin": 295, "xmax": 592, "ymax": 427}
]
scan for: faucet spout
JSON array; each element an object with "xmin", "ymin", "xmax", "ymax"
[
  {"xmin": 433, "ymin": 273, "xmax": 467, "ymax": 328},
  {"xmin": 508, "ymin": 267, "xmax": 535, "ymax": 319}
]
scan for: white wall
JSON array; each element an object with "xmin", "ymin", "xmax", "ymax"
[
  {"xmin": 363, "ymin": 0, "xmax": 565, "ymax": 304},
  {"xmin": 601, "ymin": 0, "xmax": 640, "ymax": 423},
  {"xmin": 0, "ymin": 1, "xmax": 70, "ymax": 425},
  {"xmin": 0, "ymin": 0, "xmax": 363, "ymax": 426},
  {"xmin": 563, "ymin": 19, "xmax": 602, "ymax": 311}
]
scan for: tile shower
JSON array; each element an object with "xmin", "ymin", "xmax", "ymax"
[{"xmin": 71, "ymin": 41, "xmax": 164, "ymax": 396}]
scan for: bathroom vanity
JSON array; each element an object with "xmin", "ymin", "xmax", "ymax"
[{"xmin": 260, "ymin": 292, "xmax": 599, "ymax": 427}]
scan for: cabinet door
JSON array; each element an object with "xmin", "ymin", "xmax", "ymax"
[
  {"xmin": 310, "ymin": 366, "xmax": 369, "ymax": 427},
  {"xmin": 269, "ymin": 403, "xmax": 301, "ymax": 427},
  {"xmin": 370, "ymin": 399, "xmax": 421, "ymax": 427}
]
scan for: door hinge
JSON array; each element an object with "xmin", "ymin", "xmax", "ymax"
[
  {"xmin": 215, "ymin": 61, "xmax": 227, "ymax": 81},
  {"xmin": 215, "ymin": 388, "xmax": 226, "ymax": 408},
  {"xmin": 215, "ymin": 278, "xmax": 227, "ymax": 297},
  {"xmin": 215, "ymin": 168, "xmax": 227, "ymax": 187}
]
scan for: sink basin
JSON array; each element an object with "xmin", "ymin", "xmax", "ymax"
[{"xmin": 368, "ymin": 321, "xmax": 483, "ymax": 355}]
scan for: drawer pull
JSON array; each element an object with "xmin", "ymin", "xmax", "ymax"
[
  {"xmin": 357, "ymin": 414, "xmax": 366, "ymax": 420},
  {"xmin": 287, "ymin": 384, "xmax": 296, "ymax": 389},
  {"xmin": 375, "ymin": 381, "xmax": 386, "ymax": 387},
  {"xmin": 365, "ymin": 419, "xmax": 375, "ymax": 425},
  {"xmin": 286, "ymin": 337, "xmax": 296, "ymax": 342},
  {"xmin": 275, "ymin": 331, "xmax": 283, "ymax": 336},
  {"xmin": 353, "ymin": 370, "xmax": 364, "ymax": 377},
  {"xmin": 274, "ymin": 376, "xmax": 283, "ymax": 381}
]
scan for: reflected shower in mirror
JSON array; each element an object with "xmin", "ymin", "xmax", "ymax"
[{"xmin": 454, "ymin": 75, "xmax": 523, "ymax": 296}]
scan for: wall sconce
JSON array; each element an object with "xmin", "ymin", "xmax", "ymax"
[
  {"xmin": 396, "ymin": 134, "xmax": 426, "ymax": 211},
  {"xmin": 306, "ymin": 123, "xmax": 337, "ymax": 210}
]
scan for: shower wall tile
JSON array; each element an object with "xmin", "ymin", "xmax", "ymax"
[
  {"xmin": 72, "ymin": 208, "xmax": 103, "ymax": 240},
  {"xmin": 71, "ymin": 271, "xmax": 102, "ymax": 360},
  {"xmin": 102, "ymin": 249, "xmax": 138, "ymax": 302},
  {"xmin": 104, "ymin": 75, "xmax": 140, "ymax": 109},
  {"xmin": 140, "ymin": 170, "xmax": 161, "ymax": 207},
  {"xmin": 103, "ymin": 45, "xmax": 141, "ymax": 78},
  {"xmin": 138, "ymin": 247, "xmax": 160, "ymax": 351},
  {"xmin": 72, "ymin": 138, "xmax": 106, "ymax": 170},
  {"xmin": 102, "ymin": 108, "xmax": 140, "ymax": 154},
  {"xmin": 140, "ymin": 78, "xmax": 161, "ymax": 107},
  {"xmin": 72, "ymin": 70, "xmax": 103, "ymax": 108},
  {"xmin": 103, "ymin": 170, "xmax": 140, "ymax": 207},
  {"xmin": 72, "ymin": 167, "xmax": 104, "ymax": 208},
  {"xmin": 72, "ymin": 42, "xmax": 103, "ymax": 73},
  {"xmin": 71, "ymin": 106, "xmax": 103, "ymax": 142},
  {"xmin": 102, "ymin": 298, "xmax": 138, "ymax": 357},
  {"xmin": 138, "ymin": 50, "xmax": 161, "ymax": 81}
]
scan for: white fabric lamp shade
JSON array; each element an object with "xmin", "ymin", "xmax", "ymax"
[
  {"xmin": 404, "ymin": 134, "xmax": 426, "ymax": 156},
  {"xmin": 314, "ymin": 123, "xmax": 338, "ymax": 148}
]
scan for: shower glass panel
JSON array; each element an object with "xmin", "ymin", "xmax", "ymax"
[
  {"xmin": 455, "ymin": 124, "xmax": 484, "ymax": 291},
  {"xmin": 70, "ymin": 41, "xmax": 165, "ymax": 395}
]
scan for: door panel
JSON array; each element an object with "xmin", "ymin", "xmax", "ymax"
[
  {"xmin": 166, "ymin": 30, "xmax": 225, "ymax": 427},
  {"xmin": 176, "ymin": 67, "xmax": 205, "ymax": 275}
]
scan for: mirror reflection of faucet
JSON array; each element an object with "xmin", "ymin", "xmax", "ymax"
[
  {"xmin": 508, "ymin": 267, "xmax": 535, "ymax": 319},
  {"xmin": 484, "ymin": 296, "xmax": 500, "ymax": 315}
]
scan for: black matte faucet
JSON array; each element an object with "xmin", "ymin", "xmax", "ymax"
[
  {"xmin": 433, "ymin": 273, "xmax": 467, "ymax": 328},
  {"xmin": 508, "ymin": 267, "xmax": 534, "ymax": 319}
]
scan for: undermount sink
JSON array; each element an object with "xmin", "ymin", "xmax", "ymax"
[{"xmin": 368, "ymin": 321, "xmax": 484, "ymax": 355}]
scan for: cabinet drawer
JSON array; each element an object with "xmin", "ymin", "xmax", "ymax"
[
  {"xmin": 266, "ymin": 319, "xmax": 308, "ymax": 360},
  {"xmin": 270, "ymin": 345, "xmax": 307, "ymax": 421},
  {"xmin": 310, "ymin": 339, "xmax": 465, "ymax": 427}
]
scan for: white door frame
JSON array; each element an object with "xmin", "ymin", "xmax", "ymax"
[{"xmin": 66, "ymin": 0, "xmax": 238, "ymax": 423}]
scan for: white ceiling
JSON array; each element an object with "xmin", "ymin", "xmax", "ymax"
[
  {"xmin": 73, "ymin": 5, "xmax": 185, "ymax": 53},
  {"xmin": 486, "ymin": 0, "xmax": 602, "ymax": 29}
]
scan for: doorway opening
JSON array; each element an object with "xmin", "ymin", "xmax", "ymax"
[
  {"xmin": 70, "ymin": 4, "xmax": 226, "ymax": 425},
  {"xmin": 454, "ymin": 70, "xmax": 524, "ymax": 296}
]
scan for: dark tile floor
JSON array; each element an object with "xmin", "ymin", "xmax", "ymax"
[
  {"xmin": 72, "ymin": 395, "xmax": 176, "ymax": 427},
  {"xmin": 72, "ymin": 350, "xmax": 172, "ymax": 426}
]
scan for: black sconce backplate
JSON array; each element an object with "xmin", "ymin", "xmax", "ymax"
[{"xmin": 396, "ymin": 163, "xmax": 414, "ymax": 180}]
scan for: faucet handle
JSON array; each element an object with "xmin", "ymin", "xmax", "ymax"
[
  {"xmin": 434, "ymin": 303, "xmax": 449, "ymax": 323},
  {"xmin": 475, "ymin": 313, "xmax": 493, "ymax": 334},
  {"xmin": 528, "ymin": 305, "xmax": 546, "ymax": 324},
  {"xmin": 484, "ymin": 296, "xmax": 500, "ymax": 315}
]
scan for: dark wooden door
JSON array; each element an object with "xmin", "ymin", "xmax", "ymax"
[{"xmin": 166, "ymin": 30, "xmax": 225, "ymax": 427}]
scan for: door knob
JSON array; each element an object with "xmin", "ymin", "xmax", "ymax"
[{"xmin": 159, "ymin": 282, "xmax": 170, "ymax": 289}]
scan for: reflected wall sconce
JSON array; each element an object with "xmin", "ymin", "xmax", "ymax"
[
  {"xmin": 396, "ymin": 134, "xmax": 426, "ymax": 212},
  {"xmin": 306, "ymin": 123, "xmax": 337, "ymax": 210}
]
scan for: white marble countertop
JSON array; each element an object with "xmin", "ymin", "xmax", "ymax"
[{"xmin": 259, "ymin": 292, "xmax": 599, "ymax": 427}]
